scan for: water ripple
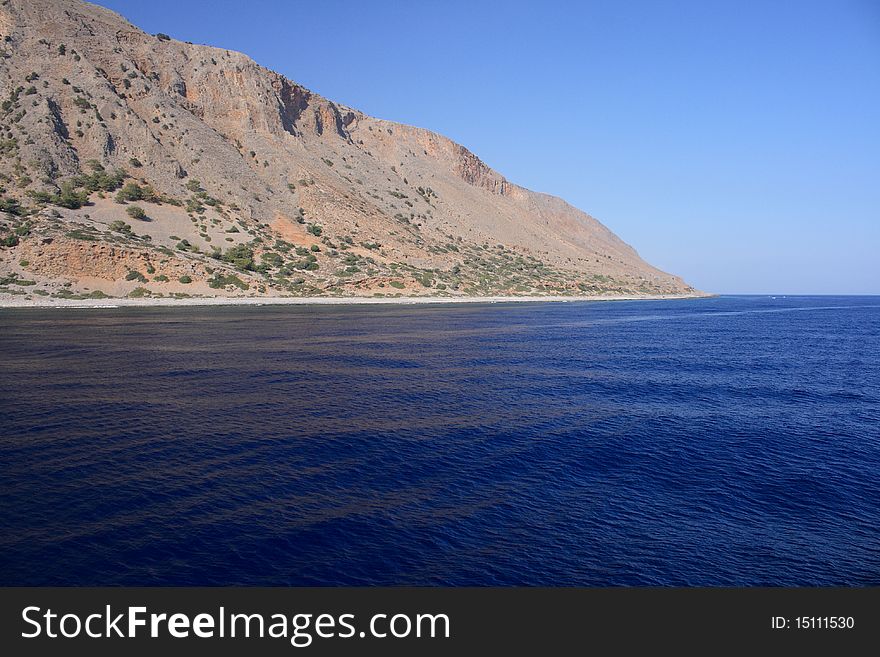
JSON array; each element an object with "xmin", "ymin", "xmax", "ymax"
[{"xmin": 1, "ymin": 295, "xmax": 879, "ymax": 585}]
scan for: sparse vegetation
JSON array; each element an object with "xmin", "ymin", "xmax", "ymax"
[
  {"xmin": 0, "ymin": 12, "xmax": 687, "ymax": 303},
  {"xmin": 207, "ymin": 272, "xmax": 248, "ymax": 290},
  {"xmin": 65, "ymin": 228, "xmax": 99, "ymax": 241}
]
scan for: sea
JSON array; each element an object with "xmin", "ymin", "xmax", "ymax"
[{"xmin": 1, "ymin": 295, "xmax": 878, "ymax": 586}]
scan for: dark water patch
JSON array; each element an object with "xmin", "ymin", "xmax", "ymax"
[{"xmin": 1, "ymin": 296, "xmax": 879, "ymax": 585}]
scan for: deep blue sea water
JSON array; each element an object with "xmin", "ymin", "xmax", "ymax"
[{"xmin": 1, "ymin": 295, "xmax": 879, "ymax": 586}]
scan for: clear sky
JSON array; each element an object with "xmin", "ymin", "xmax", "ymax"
[{"xmin": 93, "ymin": 0, "xmax": 879, "ymax": 294}]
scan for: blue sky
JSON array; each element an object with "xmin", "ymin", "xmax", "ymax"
[{"xmin": 94, "ymin": 0, "xmax": 879, "ymax": 294}]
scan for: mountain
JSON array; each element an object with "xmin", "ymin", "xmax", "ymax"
[{"xmin": 0, "ymin": 0, "xmax": 700, "ymax": 301}]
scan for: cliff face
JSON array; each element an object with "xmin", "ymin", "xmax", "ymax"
[{"xmin": 0, "ymin": 0, "xmax": 699, "ymax": 300}]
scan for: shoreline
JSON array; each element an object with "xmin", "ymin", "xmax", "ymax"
[{"xmin": 0, "ymin": 292, "xmax": 713, "ymax": 309}]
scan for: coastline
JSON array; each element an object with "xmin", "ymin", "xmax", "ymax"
[{"xmin": 0, "ymin": 292, "xmax": 712, "ymax": 309}]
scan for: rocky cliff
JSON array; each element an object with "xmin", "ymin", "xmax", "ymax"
[{"xmin": 0, "ymin": 0, "xmax": 700, "ymax": 301}]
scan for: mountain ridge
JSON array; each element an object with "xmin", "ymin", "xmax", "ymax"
[{"xmin": 0, "ymin": 0, "xmax": 702, "ymax": 301}]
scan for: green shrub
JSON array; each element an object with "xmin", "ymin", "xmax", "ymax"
[
  {"xmin": 389, "ymin": 281, "xmax": 405, "ymax": 289},
  {"xmin": 178, "ymin": 275, "xmax": 193, "ymax": 284},
  {"xmin": 125, "ymin": 205, "xmax": 147, "ymax": 220},
  {"xmin": 207, "ymin": 273, "xmax": 248, "ymax": 290},
  {"xmin": 54, "ymin": 182, "xmax": 89, "ymax": 209},
  {"xmin": 64, "ymin": 229, "xmax": 97, "ymax": 241},
  {"xmin": 220, "ymin": 244, "xmax": 254, "ymax": 270},
  {"xmin": 27, "ymin": 190, "xmax": 53, "ymax": 204},
  {"xmin": 115, "ymin": 181, "xmax": 143, "ymax": 202},
  {"xmin": 125, "ymin": 270, "xmax": 147, "ymax": 282},
  {"xmin": 307, "ymin": 223, "xmax": 322, "ymax": 237},
  {"xmin": 185, "ymin": 197, "xmax": 204, "ymax": 213},
  {"xmin": 109, "ymin": 220, "xmax": 131, "ymax": 233},
  {"xmin": 0, "ymin": 196, "xmax": 25, "ymax": 215},
  {"xmin": 72, "ymin": 167, "xmax": 125, "ymax": 193},
  {"xmin": 261, "ymin": 252, "xmax": 283, "ymax": 267}
]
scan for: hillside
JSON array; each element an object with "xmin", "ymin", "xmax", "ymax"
[{"xmin": 0, "ymin": 0, "xmax": 700, "ymax": 302}]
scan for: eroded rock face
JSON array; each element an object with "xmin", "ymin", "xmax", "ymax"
[
  {"xmin": 19, "ymin": 238, "xmax": 193, "ymax": 281},
  {"xmin": 453, "ymin": 144, "xmax": 508, "ymax": 196},
  {"xmin": 0, "ymin": 0, "xmax": 700, "ymax": 300}
]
